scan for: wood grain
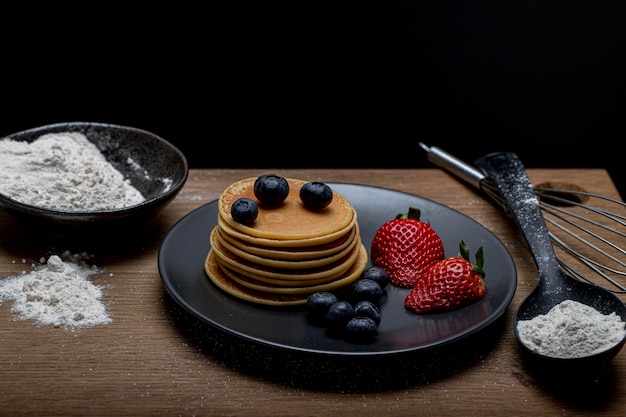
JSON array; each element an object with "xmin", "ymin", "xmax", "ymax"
[{"xmin": 0, "ymin": 168, "xmax": 624, "ymax": 416}]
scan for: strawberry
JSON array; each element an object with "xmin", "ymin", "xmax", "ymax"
[
  {"xmin": 404, "ymin": 240, "xmax": 486, "ymax": 314},
  {"xmin": 370, "ymin": 207, "xmax": 445, "ymax": 288}
]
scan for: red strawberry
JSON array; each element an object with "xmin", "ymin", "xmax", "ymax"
[
  {"xmin": 404, "ymin": 240, "xmax": 486, "ymax": 314},
  {"xmin": 370, "ymin": 207, "xmax": 445, "ymax": 288}
]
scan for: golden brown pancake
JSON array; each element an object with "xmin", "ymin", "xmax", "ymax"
[
  {"xmin": 216, "ymin": 223, "xmax": 359, "ymax": 261},
  {"xmin": 216, "ymin": 248, "xmax": 367, "ymax": 295},
  {"xmin": 204, "ymin": 175, "xmax": 367, "ymax": 307},
  {"xmin": 211, "ymin": 244, "xmax": 364, "ymax": 287},
  {"xmin": 204, "ymin": 251, "xmax": 311, "ymax": 306},
  {"xmin": 212, "ymin": 226, "xmax": 360, "ymax": 269},
  {"xmin": 210, "ymin": 228, "xmax": 363, "ymax": 282},
  {"xmin": 217, "ymin": 212, "xmax": 357, "ymax": 247},
  {"xmin": 204, "ymin": 245, "xmax": 368, "ymax": 306},
  {"xmin": 218, "ymin": 177, "xmax": 355, "ymax": 240}
]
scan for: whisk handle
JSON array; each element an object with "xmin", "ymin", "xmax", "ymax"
[
  {"xmin": 418, "ymin": 142, "xmax": 485, "ymax": 188},
  {"xmin": 474, "ymin": 152, "xmax": 562, "ymax": 279}
]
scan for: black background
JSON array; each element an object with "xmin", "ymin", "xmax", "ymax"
[{"xmin": 2, "ymin": 2, "xmax": 625, "ymax": 196}]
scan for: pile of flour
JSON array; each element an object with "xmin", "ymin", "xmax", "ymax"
[
  {"xmin": 0, "ymin": 252, "xmax": 111, "ymax": 329},
  {"xmin": 0, "ymin": 132, "xmax": 145, "ymax": 211},
  {"xmin": 516, "ymin": 299, "xmax": 626, "ymax": 358}
]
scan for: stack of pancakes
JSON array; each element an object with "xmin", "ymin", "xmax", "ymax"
[{"xmin": 204, "ymin": 177, "xmax": 367, "ymax": 306}]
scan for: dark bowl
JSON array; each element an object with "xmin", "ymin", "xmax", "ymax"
[{"xmin": 0, "ymin": 122, "xmax": 188, "ymax": 235}]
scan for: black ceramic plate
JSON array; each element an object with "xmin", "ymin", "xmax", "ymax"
[{"xmin": 158, "ymin": 183, "xmax": 517, "ymax": 356}]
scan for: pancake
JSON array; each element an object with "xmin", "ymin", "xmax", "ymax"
[
  {"xmin": 213, "ymin": 226, "xmax": 360, "ymax": 269},
  {"xmin": 204, "ymin": 251, "xmax": 311, "ymax": 306},
  {"xmin": 218, "ymin": 177, "xmax": 355, "ymax": 240},
  {"xmin": 212, "ymin": 243, "xmax": 365, "ymax": 287},
  {"xmin": 215, "ymin": 247, "xmax": 367, "ymax": 295},
  {"xmin": 217, "ymin": 212, "xmax": 357, "ymax": 247},
  {"xmin": 203, "ymin": 175, "xmax": 368, "ymax": 307},
  {"xmin": 210, "ymin": 228, "xmax": 363, "ymax": 282},
  {"xmin": 204, "ymin": 245, "xmax": 368, "ymax": 306},
  {"xmin": 217, "ymin": 223, "xmax": 359, "ymax": 261}
]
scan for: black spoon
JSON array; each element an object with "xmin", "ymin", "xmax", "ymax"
[{"xmin": 474, "ymin": 152, "xmax": 626, "ymax": 370}]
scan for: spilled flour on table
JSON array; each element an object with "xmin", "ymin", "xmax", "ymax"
[{"xmin": 0, "ymin": 252, "xmax": 111, "ymax": 329}]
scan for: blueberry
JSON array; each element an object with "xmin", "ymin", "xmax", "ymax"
[
  {"xmin": 230, "ymin": 198, "xmax": 258, "ymax": 225},
  {"xmin": 324, "ymin": 300, "xmax": 355, "ymax": 328},
  {"xmin": 253, "ymin": 174, "xmax": 290, "ymax": 206},
  {"xmin": 354, "ymin": 300, "xmax": 381, "ymax": 325},
  {"xmin": 360, "ymin": 266, "xmax": 390, "ymax": 289},
  {"xmin": 349, "ymin": 278, "xmax": 383, "ymax": 305},
  {"xmin": 306, "ymin": 291, "xmax": 338, "ymax": 319},
  {"xmin": 345, "ymin": 317, "xmax": 378, "ymax": 339},
  {"xmin": 300, "ymin": 182, "xmax": 333, "ymax": 209}
]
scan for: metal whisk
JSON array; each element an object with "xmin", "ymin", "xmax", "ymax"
[{"xmin": 419, "ymin": 143, "xmax": 626, "ymax": 296}]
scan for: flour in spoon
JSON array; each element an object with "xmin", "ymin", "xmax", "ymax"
[
  {"xmin": 0, "ymin": 253, "xmax": 111, "ymax": 329},
  {"xmin": 516, "ymin": 299, "xmax": 626, "ymax": 358},
  {"xmin": 0, "ymin": 132, "xmax": 145, "ymax": 211}
]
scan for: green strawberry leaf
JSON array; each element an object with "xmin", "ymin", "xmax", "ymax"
[
  {"xmin": 459, "ymin": 240, "xmax": 485, "ymax": 278},
  {"xmin": 395, "ymin": 206, "xmax": 421, "ymax": 221}
]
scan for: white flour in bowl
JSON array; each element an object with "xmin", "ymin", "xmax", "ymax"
[
  {"xmin": 0, "ymin": 131, "xmax": 145, "ymax": 211},
  {"xmin": 0, "ymin": 252, "xmax": 111, "ymax": 329},
  {"xmin": 516, "ymin": 299, "xmax": 626, "ymax": 358}
]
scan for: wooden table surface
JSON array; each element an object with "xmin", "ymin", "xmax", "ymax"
[{"xmin": 1, "ymin": 168, "xmax": 625, "ymax": 417}]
